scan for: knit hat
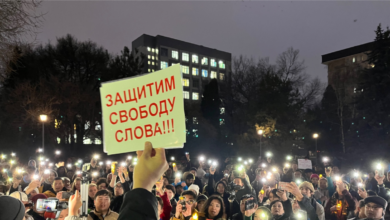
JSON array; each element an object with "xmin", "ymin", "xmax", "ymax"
[
  {"xmin": 9, "ymin": 191, "xmax": 29, "ymax": 203},
  {"xmin": 196, "ymin": 194, "xmax": 208, "ymax": 203},
  {"xmin": 24, "ymin": 186, "xmax": 39, "ymax": 195},
  {"xmin": 188, "ymin": 184, "xmax": 200, "ymax": 195},
  {"xmin": 0, "ymin": 196, "xmax": 25, "ymax": 220},
  {"xmin": 31, "ymin": 193, "xmax": 48, "ymax": 205},
  {"xmin": 299, "ymin": 181, "xmax": 315, "ymax": 192},
  {"xmin": 310, "ymin": 174, "xmax": 319, "ymax": 180},
  {"xmin": 364, "ymin": 196, "xmax": 388, "ymax": 209}
]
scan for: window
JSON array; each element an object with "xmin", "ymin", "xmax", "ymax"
[
  {"xmin": 352, "ymin": 57, "xmax": 355, "ymax": 63},
  {"xmin": 155, "ymin": 56, "xmax": 158, "ymax": 60},
  {"xmin": 148, "ymin": 69, "xmax": 151, "ymax": 72},
  {"xmin": 211, "ymin": 71, "xmax": 217, "ymax": 79},
  {"xmin": 161, "ymin": 48, "xmax": 168, "ymax": 57},
  {"xmin": 220, "ymin": 73, "xmax": 225, "ymax": 81},
  {"xmin": 202, "ymin": 57, "xmax": 208, "ymax": 65},
  {"xmin": 148, "ymin": 55, "xmax": 151, "ymax": 59},
  {"xmin": 182, "ymin": 53, "xmax": 189, "ymax": 62},
  {"xmin": 202, "ymin": 70, "xmax": 208, "ymax": 77},
  {"xmin": 161, "ymin": 61, "xmax": 168, "ymax": 69},
  {"xmin": 182, "ymin": 65, "xmax": 189, "ymax": 74},
  {"xmin": 147, "ymin": 47, "xmax": 151, "ymax": 52},
  {"xmin": 183, "ymin": 91, "xmax": 190, "ymax": 99},
  {"xmin": 192, "ymin": 92, "xmax": 199, "ymax": 100},
  {"xmin": 193, "ymin": 80, "xmax": 199, "ymax": 88},
  {"xmin": 193, "ymin": 117, "xmax": 199, "ymax": 124},
  {"xmin": 156, "ymin": 49, "xmax": 159, "ymax": 54},
  {"xmin": 192, "ymin": 68, "xmax": 199, "ymax": 76},
  {"xmin": 211, "ymin": 59, "xmax": 217, "ymax": 67},
  {"xmin": 219, "ymin": 61, "xmax": 225, "ymax": 69},
  {"xmin": 152, "ymin": 56, "xmax": 155, "ymax": 60},
  {"xmin": 172, "ymin": 51, "xmax": 179, "ymax": 59},
  {"xmin": 192, "ymin": 55, "xmax": 198, "ymax": 63},
  {"xmin": 148, "ymin": 61, "xmax": 150, "ymax": 65},
  {"xmin": 220, "ymin": 107, "xmax": 225, "ymax": 114},
  {"xmin": 152, "ymin": 62, "xmax": 154, "ymax": 65},
  {"xmin": 182, "ymin": 78, "xmax": 189, "ymax": 87}
]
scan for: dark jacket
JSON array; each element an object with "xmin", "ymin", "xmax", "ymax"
[
  {"xmin": 297, "ymin": 196, "xmax": 320, "ymax": 220},
  {"xmin": 118, "ymin": 188, "xmax": 158, "ymax": 220},
  {"xmin": 206, "ymin": 176, "xmax": 231, "ymax": 215},
  {"xmin": 170, "ymin": 198, "xmax": 177, "ymax": 216},
  {"xmin": 27, "ymin": 209, "xmax": 45, "ymax": 220},
  {"xmin": 110, "ymin": 181, "xmax": 130, "ymax": 212},
  {"xmin": 231, "ymin": 177, "xmax": 254, "ymax": 216},
  {"xmin": 325, "ymin": 190, "xmax": 357, "ymax": 220},
  {"xmin": 251, "ymin": 179, "xmax": 263, "ymax": 197}
]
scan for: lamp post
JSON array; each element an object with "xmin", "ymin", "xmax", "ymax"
[
  {"xmin": 40, "ymin": 115, "xmax": 47, "ymax": 152},
  {"xmin": 313, "ymin": 133, "xmax": 319, "ymax": 164},
  {"xmin": 258, "ymin": 129, "xmax": 263, "ymax": 159}
]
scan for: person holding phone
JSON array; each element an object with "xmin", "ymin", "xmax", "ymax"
[
  {"xmin": 232, "ymin": 195, "xmax": 258, "ymax": 220},
  {"xmin": 206, "ymin": 165, "xmax": 231, "ymax": 216}
]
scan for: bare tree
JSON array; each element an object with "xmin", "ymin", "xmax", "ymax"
[{"xmin": 0, "ymin": 0, "xmax": 43, "ymax": 81}]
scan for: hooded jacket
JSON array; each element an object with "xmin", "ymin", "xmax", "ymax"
[{"xmin": 206, "ymin": 175, "xmax": 231, "ymax": 215}]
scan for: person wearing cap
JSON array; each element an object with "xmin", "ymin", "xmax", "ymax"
[
  {"xmin": 27, "ymin": 193, "xmax": 48, "ymax": 220},
  {"xmin": 188, "ymin": 184, "xmax": 200, "ymax": 196},
  {"xmin": 311, "ymin": 174, "xmax": 320, "ymax": 190},
  {"xmin": 325, "ymin": 179, "xmax": 357, "ymax": 220},
  {"xmin": 0, "ymin": 195, "xmax": 26, "ymax": 220},
  {"xmin": 285, "ymin": 181, "xmax": 325, "ymax": 220},
  {"xmin": 231, "ymin": 169, "xmax": 255, "ymax": 216},
  {"xmin": 363, "ymin": 196, "xmax": 388, "ymax": 220},
  {"xmin": 10, "ymin": 191, "xmax": 34, "ymax": 220}
]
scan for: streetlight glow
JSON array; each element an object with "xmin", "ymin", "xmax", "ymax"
[
  {"xmin": 313, "ymin": 133, "xmax": 319, "ymax": 139},
  {"xmin": 258, "ymin": 130, "xmax": 263, "ymax": 135},
  {"xmin": 40, "ymin": 114, "xmax": 47, "ymax": 122},
  {"xmin": 11, "ymin": 153, "xmax": 15, "ymax": 157}
]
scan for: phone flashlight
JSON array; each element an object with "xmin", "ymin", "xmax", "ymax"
[
  {"xmin": 335, "ymin": 176, "xmax": 341, "ymax": 181},
  {"xmin": 11, "ymin": 153, "xmax": 15, "ymax": 157},
  {"xmin": 40, "ymin": 161, "xmax": 45, "ymax": 165},
  {"xmin": 358, "ymin": 183, "xmax": 363, "ymax": 188},
  {"xmin": 172, "ymin": 163, "xmax": 176, "ymax": 167},
  {"xmin": 55, "ymin": 150, "xmax": 61, "ymax": 155},
  {"xmin": 92, "ymin": 172, "xmax": 98, "ymax": 177},
  {"xmin": 248, "ymin": 159, "xmax": 253, "ymax": 163},
  {"xmin": 121, "ymin": 162, "xmax": 126, "ymax": 167},
  {"xmin": 212, "ymin": 161, "xmax": 218, "ymax": 167},
  {"xmin": 323, "ymin": 157, "xmax": 329, "ymax": 162},
  {"xmin": 33, "ymin": 175, "xmax": 39, "ymax": 180},
  {"xmin": 354, "ymin": 172, "xmax": 359, "ymax": 177},
  {"xmin": 286, "ymin": 155, "xmax": 292, "ymax": 160},
  {"xmin": 261, "ymin": 163, "xmax": 267, "ymax": 168},
  {"xmin": 49, "ymin": 163, "xmax": 53, "ymax": 167},
  {"xmin": 44, "ymin": 169, "xmax": 50, "ymax": 174},
  {"xmin": 106, "ymin": 161, "xmax": 111, "ymax": 165},
  {"xmin": 94, "ymin": 155, "xmax": 99, "ymax": 159},
  {"xmin": 238, "ymin": 157, "xmax": 242, "ymax": 162},
  {"xmin": 244, "ymin": 161, "xmax": 248, "ymax": 165},
  {"xmin": 175, "ymin": 173, "xmax": 181, "ymax": 178},
  {"xmin": 199, "ymin": 156, "xmax": 205, "ymax": 161},
  {"xmin": 171, "ymin": 156, "xmax": 175, "ymax": 161},
  {"xmin": 127, "ymin": 156, "xmax": 132, "ymax": 160},
  {"xmin": 99, "ymin": 162, "xmax": 103, "ymax": 165},
  {"xmin": 67, "ymin": 164, "xmax": 71, "ymax": 168},
  {"xmin": 285, "ymin": 163, "xmax": 290, "ymax": 168}
]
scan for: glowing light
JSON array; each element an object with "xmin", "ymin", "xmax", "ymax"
[
  {"xmin": 121, "ymin": 162, "xmax": 126, "ymax": 167},
  {"xmin": 170, "ymin": 156, "xmax": 175, "ymax": 161},
  {"xmin": 55, "ymin": 150, "xmax": 61, "ymax": 155},
  {"xmin": 212, "ymin": 161, "xmax": 218, "ymax": 167},
  {"xmin": 323, "ymin": 157, "xmax": 329, "ymax": 162},
  {"xmin": 99, "ymin": 162, "xmax": 103, "ymax": 166},
  {"xmin": 376, "ymin": 163, "xmax": 382, "ymax": 170},
  {"xmin": 266, "ymin": 152, "xmax": 272, "ymax": 157},
  {"xmin": 286, "ymin": 156, "xmax": 292, "ymax": 160},
  {"xmin": 38, "ymin": 148, "xmax": 43, "ymax": 153},
  {"xmin": 49, "ymin": 163, "xmax": 53, "ymax": 167},
  {"xmin": 248, "ymin": 159, "xmax": 253, "ymax": 163},
  {"xmin": 106, "ymin": 161, "xmax": 111, "ymax": 165},
  {"xmin": 93, "ymin": 155, "xmax": 99, "ymax": 159},
  {"xmin": 44, "ymin": 169, "xmax": 50, "ymax": 174},
  {"xmin": 67, "ymin": 164, "xmax": 71, "ymax": 168},
  {"xmin": 92, "ymin": 172, "xmax": 98, "ymax": 177},
  {"xmin": 40, "ymin": 114, "xmax": 47, "ymax": 122},
  {"xmin": 127, "ymin": 156, "xmax": 132, "ymax": 160},
  {"xmin": 199, "ymin": 156, "xmax": 205, "ymax": 161},
  {"xmin": 261, "ymin": 163, "xmax": 267, "ymax": 168},
  {"xmin": 11, "ymin": 153, "xmax": 15, "ymax": 157},
  {"xmin": 40, "ymin": 162, "xmax": 45, "ymax": 165},
  {"xmin": 258, "ymin": 130, "xmax": 263, "ymax": 135},
  {"xmin": 313, "ymin": 133, "xmax": 319, "ymax": 139},
  {"xmin": 354, "ymin": 172, "xmax": 359, "ymax": 177},
  {"xmin": 285, "ymin": 163, "xmax": 290, "ymax": 168},
  {"xmin": 175, "ymin": 172, "xmax": 181, "ymax": 178},
  {"xmin": 238, "ymin": 157, "xmax": 242, "ymax": 162},
  {"xmin": 261, "ymin": 178, "xmax": 266, "ymax": 182}
]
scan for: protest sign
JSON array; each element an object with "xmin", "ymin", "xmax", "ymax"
[
  {"xmin": 100, "ymin": 64, "xmax": 186, "ymax": 154},
  {"xmin": 297, "ymin": 159, "xmax": 312, "ymax": 170}
]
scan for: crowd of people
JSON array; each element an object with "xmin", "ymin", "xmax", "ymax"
[{"xmin": 1, "ymin": 142, "xmax": 390, "ymax": 220}]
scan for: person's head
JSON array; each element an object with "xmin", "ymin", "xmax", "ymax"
[
  {"xmin": 71, "ymin": 178, "xmax": 81, "ymax": 192},
  {"xmin": 106, "ymin": 173, "xmax": 112, "ymax": 183},
  {"xmin": 32, "ymin": 194, "xmax": 48, "ymax": 214},
  {"xmin": 310, "ymin": 174, "xmax": 319, "ymax": 185},
  {"xmin": 165, "ymin": 168, "xmax": 173, "ymax": 178},
  {"xmin": 175, "ymin": 185, "xmax": 183, "ymax": 195},
  {"xmin": 52, "ymin": 177, "xmax": 64, "ymax": 192},
  {"xmin": 268, "ymin": 189, "xmax": 280, "ymax": 202},
  {"xmin": 190, "ymin": 167, "xmax": 197, "ymax": 176},
  {"xmin": 201, "ymin": 195, "xmax": 224, "ymax": 219},
  {"xmin": 319, "ymin": 178, "xmax": 328, "ymax": 189},
  {"xmin": 27, "ymin": 166, "xmax": 36, "ymax": 175},
  {"xmin": 96, "ymin": 178, "xmax": 108, "ymax": 190},
  {"xmin": 62, "ymin": 177, "xmax": 71, "ymax": 190},
  {"xmin": 28, "ymin": 160, "xmax": 37, "ymax": 168},
  {"xmin": 57, "ymin": 167, "xmax": 67, "ymax": 177},
  {"xmin": 292, "ymin": 199, "xmax": 300, "ymax": 212},
  {"xmin": 332, "ymin": 166, "xmax": 340, "ymax": 174},
  {"xmin": 58, "ymin": 208, "xmax": 69, "ymax": 220},
  {"xmin": 254, "ymin": 207, "xmax": 272, "ymax": 220},
  {"xmin": 233, "ymin": 177, "xmax": 244, "ymax": 187},
  {"xmin": 216, "ymin": 181, "xmax": 226, "ymax": 195},
  {"xmin": 181, "ymin": 190, "xmax": 197, "ymax": 210},
  {"xmin": 165, "ymin": 185, "xmax": 176, "ymax": 200},
  {"xmin": 94, "ymin": 190, "xmax": 111, "ymax": 213},
  {"xmin": 48, "ymin": 170, "xmax": 58, "ymax": 183},
  {"xmin": 163, "ymin": 176, "xmax": 169, "ymax": 186},
  {"xmin": 0, "ymin": 182, "xmax": 9, "ymax": 194},
  {"xmin": 337, "ymin": 181, "xmax": 350, "ymax": 194},
  {"xmin": 270, "ymin": 200, "xmax": 285, "ymax": 216},
  {"xmin": 368, "ymin": 171, "xmax": 375, "ymax": 179},
  {"xmin": 0, "ymin": 195, "xmax": 26, "ymax": 220},
  {"xmin": 304, "ymin": 169, "xmax": 313, "ymax": 179},
  {"xmin": 299, "ymin": 181, "xmax": 315, "ymax": 198},
  {"xmin": 364, "ymin": 196, "xmax": 388, "ymax": 220},
  {"xmin": 283, "ymin": 167, "xmax": 289, "ymax": 174},
  {"xmin": 185, "ymin": 173, "xmax": 195, "ymax": 187},
  {"xmin": 357, "ymin": 200, "xmax": 366, "ymax": 219},
  {"xmin": 292, "ymin": 163, "xmax": 298, "ymax": 171},
  {"xmin": 157, "ymin": 196, "xmax": 164, "ymax": 216},
  {"xmin": 88, "ymin": 184, "xmax": 98, "ymax": 198},
  {"xmin": 188, "ymin": 184, "xmax": 200, "ymax": 196},
  {"xmin": 196, "ymin": 194, "xmax": 208, "ymax": 211},
  {"xmin": 240, "ymin": 194, "xmax": 254, "ymax": 214},
  {"xmin": 267, "ymin": 157, "xmax": 272, "ymax": 163},
  {"xmin": 114, "ymin": 182, "xmax": 123, "ymax": 196},
  {"xmin": 294, "ymin": 170, "xmax": 302, "ymax": 179}
]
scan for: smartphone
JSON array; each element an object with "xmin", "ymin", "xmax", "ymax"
[
  {"xmin": 185, "ymin": 152, "xmax": 189, "ymax": 155},
  {"xmin": 245, "ymin": 199, "xmax": 255, "ymax": 210},
  {"xmin": 179, "ymin": 196, "xmax": 187, "ymax": 211},
  {"xmin": 278, "ymin": 182, "xmax": 289, "ymax": 190},
  {"xmin": 377, "ymin": 167, "xmax": 384, "ymax": 177},
  {"xmin": 36, "ymin": 199, "xmax": 59, "ymax": 211},
  {"xmin": 211, "ymin": 167, "xmax": 216, "ymax": 172},
  {"xmin": 111, "ymin": 162, "xmax": 118, "ymax": 175},
  {"xmin": 62, "ymin": 192, "xmax": 74, "ymax": 199}
]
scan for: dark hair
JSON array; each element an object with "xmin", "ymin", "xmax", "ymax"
[
  {"xmin": 71, "ymin": 177, "xmax": 81, "ymax": 192},
  {"xmin": 367, "ymin": 190, "xmax": 377, "ymax": 197},
  {"xmin": 156, "ymin": 196, "xmax": 163, "ymax": 208},
  {"xmin": 269, "ymin": 189, "xmax": 280, "ymax": 199},
  {"xmin": 186, "ymin": 173, "xmax": 195, "ymax": 180},
  {"xmin": 240, "ymin": 194, "xmax": 254, "ymax": 203},
  {"xmin": 96, "ymin": 178, "xmax": 108, "ymax": 187},
  {"xmin": 175, "ymin": 185, "xmax": 183, "ymax": 189},
  {"xmin": 94, "ymin": 190, "xmax": 111, "ymax": 200},
  {"xmin": 181, "ymin": 190, "xmax": 197, "ymax": 200},
  {"xmin": 53, "ymin": 177, "xmax": 63, "ymax": 182},
  {"xmin": 270, "ymin": 200, "xmax": 283, "ymax": 208},
  {"xmin": 201, "ymin": 195, "xmax": 225, "ymax": 219},
  {"xmin": 358, "ymin": 200, "xmax": 365, "ymax": 208},
  {"xmin": 165, "ymin": 185, "xmax": 176, "ymax": 194}
]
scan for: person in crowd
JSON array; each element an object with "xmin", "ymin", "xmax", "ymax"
[
  {"xmin": 325, "ymin": 180, "xmax": 357, "ymax": 220},
  {"xmin": 39, "ymin": 169, "xmax": 58, "ymax": 193},
  {"xmin": 363, "ymin": 196, "xmax": 388, "ymax": 220},
  {"xmin": 304, "ymin": 169, "xmax": 314, "ymax": 182},
  {"xmin": 174, "ymin": 185, "xmax": 184, "ymax": 201},
  {"xmin": 311, "ymin": 174, "xmax": 320, "ymax": 190},
  {"xmin": 155, "ymin": 177, "xmax": 172, "ymax": 220},
  {"xmin": 88, "ymin": 183, "xmax": 98, "ymax": 210},
  {"xmin": 198, "ymin": 195, "xmax": 226, "ymax": 220},
  {"xmin": 285, "ymin": 181, "xmax": 325, "ymax": 220},
  {"xmin": 365, "ymin": 171, "xmax": 379, "ymax": 192},
  {"xmin": 0, "ymin": 195, "xmax": 26, "ymax": 220},
  {"xmin": 57, "ymin": 166, "xmax": 68, "ymax": 178},
  {"xmin": 27, "ymin": 193, "xmax": 48, "ymax": 220},
  {"xmin": 109, "ymin": 167, "xmax": 131, "ymax": 213},
  {"xmin": 188, "ymin": 184, "xmax": 200, "ymax": 196},
  {"xmin": 88, "ymin": 190, "xmax": 118, "ymax": 220},
  {"xmin": 206, "ymin": 165, "xmax": 231, "ymax": 215},
  {"xmin": 96, "ymin": 178, "xmax": 109, "ymax": 191},
  {"xmin": 251, "ymin": 169, "xmax": 266, "ymax": 196},
  {"xmin": 350, "ymin": 200, "xmax": 367, "ymax": 220},
  {"xmin": 281, "ymin": 166, "xmax": 294, "ymax": 183},
  {"xmin": 383, "ymin": 171, "xmax": 390, "ymax": 186},
  {"xmin": 231, "ymin": 169, "xmax": 255, "ymax": 215},
  {"xmin": 43, "ymin": 177, "xmax": 68, "ymax": 198},
  {"xmin": 171, "ymin": 190, "xmax": 198, "ymax": 220},
  {"xmin": 165, "ymin": 184, "xmax": 177, "ymax": 215},
  {"xmin": 196, "ymin": 195, "xmax": 208, "ymax": 214},
  {"xmin": 232, "ymin": 195, "xmax": 259, "ymax": 220},
  {"xmin": 294, "ymin": 171, "xmax": 303, "ymax": 181},
  {"xmin": 62, "ymin": 177, "xmax": 71, "ymax": 191},
  {"xmin": 315, "ymin": 167, "xmax": 336, "ymax": 205},
  {"xmin": 253, "ymin": 207, "xmax": 272, "ymax": 220},
  {"xmin": 188, "ymin": 167, "xmax": 204, "ymax": 190},
  {"xmin": 185, "ymin": 173, "xmax": 195, "ymax": 188},
  {"xmin": 71, "ymin": 177, "xmax": 81, "ymax": 193},
  {"xmin": 270, "ymin": 200, "xmax": 292, "ymax": 220}
]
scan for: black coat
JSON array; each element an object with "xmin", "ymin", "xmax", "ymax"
[{"xmin": 118, "ymin": 188, "xmax": 158, "ymax": 220}]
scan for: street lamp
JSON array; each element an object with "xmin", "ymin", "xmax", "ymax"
[
  {"xmin": 40, "ymin": 115, "xmax": 47, "ymax": 152},
  {"xmin": 258, "ymin": 129, "xmax": 263, "ymax": 158},
  {"xmin": 313, "ymin": 133, "xmax": 319, "ymax": 164}
]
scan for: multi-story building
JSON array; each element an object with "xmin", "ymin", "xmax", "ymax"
[{"xmin": 132, "ymin": 34, "xmax": 232, "ymax": 137}]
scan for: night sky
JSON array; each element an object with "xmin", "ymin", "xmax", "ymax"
[{"xmin": 36, "ymin": 1, "xmax": 390, "ymax": 84}]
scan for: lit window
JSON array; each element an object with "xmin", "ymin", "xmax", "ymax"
[
  {"xmin": 193, "ymin": 117, "xmax": 199, "ymax": 124},
  {"xmin": 354, "ymin": 88, "xmax": 356, "ymax": 93},
  {"xmin": 182, "ymin": 78, "xmax": 190, "ymax": 87},
  {"xmin": 161, "ymin": 61, "xmax": 168, "ymax": 69},
  {"xmin": 220, "ymin": 119, "xmax": 225, "ymax": 125},
  {"xmin": 211, "ymin": 71, "xmax": 217, "ymax": 79},
  {"xmin": 192, "ymin": 92, "xmax": 199, "ymax": 100},
  {"xmin": 148, "ymin": 69, "xmax": 151, "ymax": 72},
  {"xmin": 182, "ymin": 53, "xmax": 189, "ymax": 62},
  {"xmin": 211, "ymin": 59, "xmax": 217, "ymax": 67},
  {"xmin": 148, "ymin": 61, "xmax": 150, "ymax": 65},
  {"xmin": 147, "ymin": 47, "xmax": 151, "ymax": 51},
  {"xmin": 192, "ymin": 68, "xmax": 199, "ymax": 76},
  {"xmin": 183, "ymin": 91, "xmax": 190, "ymax": 99},
  {"xmin": 220, "ymin": 107, "xmax": 225, "ymax": 114},
  {"xmin": 202, "ymin": 57, "xmax": 208, "ymax": 65},
  {"xmin": 172, "ymin": 51, "xmax": 179, "ymax": 59},
  {"xmin": 152, "ymin": 56, "xmax": 155, "ymax": 60},
  {"xmin": 202, "ymin": 70, "xmax": 208, "ymax": 77},
  {"xmin": 152, "ymin": 62, "xmax": 154, "ymax": 65},
  {"xmin": 219, "ymin": 61, "xmax": 225, "ymax": 69},
  {"xmin": 148, "ymin": 55, "xmax": 150, "ymax": 59},
  {"xmin": 352, "ymin": 57, "xmax": 355, "ymax": 63},
  {"xmin": 156, "ymin": 49, "xmax": 159, "ymax": 54},
  {"xmin": 182, "ymin": 65, "xmax": 189, "ymax": 74},
  {"xmin": 152, "ymin": 48, "xmax": 154, "ymax": 52},
  {"xmin": 192, "ymin": 55, "xmax": 198, "ymax": 63},
  {"xmin": 220, "ymin": 73, "xmax": 225, "ymax": 81},
  {"xmin": 155, "ymin": 56, "xmax": 158, "ymax": 60}
]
